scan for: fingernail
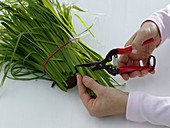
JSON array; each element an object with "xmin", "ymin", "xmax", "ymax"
[
  {"xmin": 83, "ymin": 76, "xmax": 89, "ymax": 83},
  {"xmin": 132, "ymin": 49, "xmax": 137, "ymax": 53},
  {"xmin": 76, "ymin": 72, "xmax": 80, "ymax": 75}
]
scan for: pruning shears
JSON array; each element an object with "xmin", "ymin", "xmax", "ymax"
[{"xmin": 76, "ymin": 38, "xmax": 156, "ymax": 76}]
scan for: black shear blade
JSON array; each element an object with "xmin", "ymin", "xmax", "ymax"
[{"xmin": 76, "ymin": 62, "xmax": 100, "ymax": 71}]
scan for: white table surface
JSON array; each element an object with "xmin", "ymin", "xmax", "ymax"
[{"xmin": 0, "ymin": 0, "xmax": 170, "ymax": 128}]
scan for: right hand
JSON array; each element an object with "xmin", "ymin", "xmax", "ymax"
[{"xmin": 119, "ymin": 21, "xmax": 161, "ymax": 81}]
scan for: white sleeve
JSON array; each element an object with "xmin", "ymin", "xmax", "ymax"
[
  {"xmin": 126, "ymin": 91, "xmax": 170, "ymax": 127},
  {"xmin": 145, "ymin": 4, "xmax": 170, "ymax": 43}
]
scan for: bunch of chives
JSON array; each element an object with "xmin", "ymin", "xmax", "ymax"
[{"xmin": 0, "ymin": 0, "xmax": 120, "ymax": 96}]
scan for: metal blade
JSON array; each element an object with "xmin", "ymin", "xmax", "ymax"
[{"xmin": 75, "ymin": 62, "xmax": 100, "ymax": 70}]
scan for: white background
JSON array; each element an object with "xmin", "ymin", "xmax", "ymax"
[{"xmin": 0, "ymin": 0, "xmax": 170, "ymax": 128}]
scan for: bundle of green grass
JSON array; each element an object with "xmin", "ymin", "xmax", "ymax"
[{"xmin": 0, "ymin": 0, "xmax": 120, "ymax": 96}]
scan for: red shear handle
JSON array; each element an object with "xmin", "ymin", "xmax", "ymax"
[
  {"xmin": 118, "ymin": 66, "xmax": 152, "ymax": 74},
  {"xmin": 117, "ymin": 38, "xmax": 154, "ymax": 54}
]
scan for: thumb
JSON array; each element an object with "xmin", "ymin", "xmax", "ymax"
[{"xmin": 83, "ymin": 76, "xmax": 102, "ymax": 95}]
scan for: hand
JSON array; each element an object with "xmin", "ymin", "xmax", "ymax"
[
  {"xmin": 119, "ymin": 21, "xmax": 161, "ymax": 81},
  {"xmin": 77, "ymin": 74, "xmax": 128, "ymax": 117}
]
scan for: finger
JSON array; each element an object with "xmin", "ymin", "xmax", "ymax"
[
  {"xmin": 82, "ymin": 76, "xmax": 103, "ymax": 95},
  {"xmin": 134, "ymin": 60, "xmax": 140, "ymax": 66},
  {"xmin": 77, "ymin": 75, "xmax": 91, "ymax": 108},
  {"xmin": 121, "ymin": 73, "xmax": 130, "ymax": 81},
  {"xmin": 118, "ymin": 54, "xmax": 129, "ymax": 66},
  {"xmin": 142, "ymin": 59, "xmax": 155, "ymax": 75},
  {"xmin": 127, "ymin": 59, "xmax": 133, "ymax": 66},
  {"xmin": 134, "ymin": 60, "xmax": 146, "ymax": 77},
  {"xmin": 150, "ymin": 70, "xmax": 155, "ymax": 74},
  {"xmin": 118, "ymin": 55, "xmax": 130, "ymax": 80},
  {"xmin": 129, "ymin": 71, "xmax": 142, "ymax": 78},
  {"xmin": 141, "ymin": 70, "xmax": 149, "ymax": 76},
  {"xmin": 142, "ymin": 59, "xmax": 148, "ymax": 66}
]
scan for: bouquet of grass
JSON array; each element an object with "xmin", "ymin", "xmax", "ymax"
[{"xmin": 0, "ymin": 0, "xmax": 120, "ymax": 96}]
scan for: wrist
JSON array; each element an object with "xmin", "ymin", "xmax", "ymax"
[
  {"xmin": 142, "ymin": 21, "xmax": 161, "ymax": 41},
  {"xmin": 124, "ymin": 93, "xmax": 129, "ymax": 114},
  {"xmin": 140, "ymin": 21, "xmax": 161, "ymax": 47},
  {"xmin": 120, "ymin": 93, "xmax": 129, "ymax": 115}
]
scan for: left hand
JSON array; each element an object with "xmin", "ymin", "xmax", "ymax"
[{"xmin": 77, "ymin": 74, "xmax": 129, "ymax": 117}]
